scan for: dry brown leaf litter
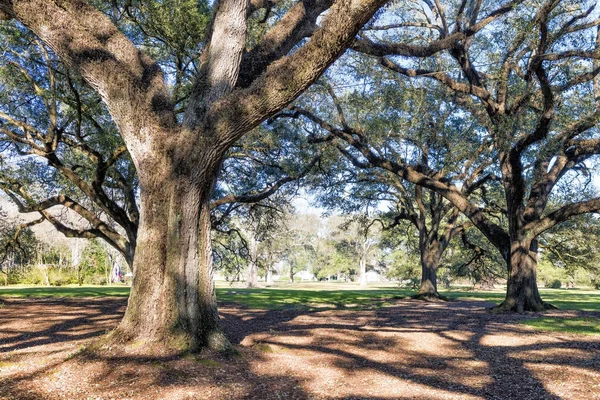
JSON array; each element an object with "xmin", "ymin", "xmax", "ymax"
[{"xmin": 0, "ymin": 297, "xmax": 599, "ymax": 399}]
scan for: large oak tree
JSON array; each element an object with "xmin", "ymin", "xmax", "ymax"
[
  {"xmin": 291, "ymin": 79, "xmax": 491, "ymax": 298},
  {"xmin": 0, "ymin": 0, "xmax": 398, "ymax": 351},
  {"xmin": 0, "ymin": 22, "xmax": 317, "ymax": 280},
  {"xmin": 292, "ymin": 0, "xmax": 600, "ymax": 312}
]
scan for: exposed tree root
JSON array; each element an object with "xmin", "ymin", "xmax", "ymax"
[
  {"xmin": 489, "ymin": 300, "xmax": 557, "ymax": 314},
  {"xmin": 93, "ymin": 326, "xmax": 236, "ymax": 357},
  {"xmin": 411, "ymin": 292, "xmax": 449, "ymax": 302},
  {"xmin": 205, "ymin": 330, "xmax": 237, "ymax": 355}
]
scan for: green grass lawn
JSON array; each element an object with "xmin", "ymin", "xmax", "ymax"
[
  {"xmin": 0, "ymin": 283, "xmax": 412, "ymax": 309},
  {"xmin": 1, "ymin": 283, "xmax": 598, "ymax": 311},
  {"xmin": 437, "ymin": 287, "xmax": 600, "ymax": 335},
  {"xmin": 521, "ymin": 317, "xmax": 600, "ymax": 335},
  {"xmin": 216, "ymin": 287, "xmax": 413, "ymax": 310},
  {"xmin": 0, "ymin": 285, "xmax": 131, "ymax": 298},
  {"xmin": 1, "ymin": 283, "xmax": 598, "ymax": 335},
  {"xmin": 441, "ymin": 288, "xmax": 600, "ymax": 312}
]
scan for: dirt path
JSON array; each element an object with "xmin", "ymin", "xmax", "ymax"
[{"xmin": 0, "ymin": 297, "xmax": 599, "ymax": 399}]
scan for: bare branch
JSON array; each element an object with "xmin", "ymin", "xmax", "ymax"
[
  {"xmin": 211, "ymin": 155, "xmax": 319, "ymax": 208},
  {"xmin": 1, "ymin": 0, "xmax": 177, "ymax": 153},
  {"xmin": 528, "ymin": 198, "xmax": 600, "ymax": 237}
]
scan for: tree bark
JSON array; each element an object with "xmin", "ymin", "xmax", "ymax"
[
  {"xmin": 359, "ymin": 256, "xmax": 367, "ymax": 286},
  {"xmin": 413, "ymin": 221, "xmax": 447, "ymax": 299},
  {"xmin": 416, "ymin": 248, "xmax": 441, "ymax": 298},
  {"xmin": 2, "ymin": 0, "xmax": 390, "ymax": 353},
  {"xmin": 474, "ymin": 277, "xmax": 495, "ymax": 290},
  {"xmin": 114, "ymin": 153, "xmax": 229, "ymax": 352},
  {"xmin": 493, "ymin": 238, "xmax": 553, "ymax": 313},
  {"xmin": 246, "ymin": 236, "xmax": 259, "ymax": 288},
  {"xmin": 266, "ymin": 265, "xmax": 273, "ymax": 284}
]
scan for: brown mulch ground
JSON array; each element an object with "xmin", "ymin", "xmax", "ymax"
[{"xmin": 0, "ymin": 297, "xmax": 599, "ymax": 400}]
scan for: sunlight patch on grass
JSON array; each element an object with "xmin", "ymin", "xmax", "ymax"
[
  {"xmin": 442, "ymin": 288, "xmax": 600, "ymax": 312},
  {"xmin": 0, "ymin": 285, "xmax": 130, "ymax": 298},
  {"xmin": 215, "ymin": 288, "xmax": 413, "ymax": 310},
  {"xmin": 522, "ymin": 317, "xmax": 600, "ymax": 335},
  {"xmin": 1, "ymin": 283, "xmax": 598, "ymax": 312}
]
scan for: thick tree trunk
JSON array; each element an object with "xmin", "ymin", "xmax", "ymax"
[
  {"xmin": 493, "ymin": 238, "xmax": 554, "ymax": 313},
  {"xmin": 412, "ymin": 227, "xmax": 446, "ymax": 299},
  {"xmin": 114, "ymin": 166, "xmax": 229, "ymax": 352},
  {"xmin": 414, "ymin": 246, "xmax": 444, "ymax": 300},
  {"xmin": 2, "ymin": 0, "xmax": 393, "ymax": 358}
]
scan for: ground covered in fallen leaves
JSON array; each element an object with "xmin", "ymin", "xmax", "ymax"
[{"xmin": 0, "ymin": 296, "xmax": 599, "ymax": 399}]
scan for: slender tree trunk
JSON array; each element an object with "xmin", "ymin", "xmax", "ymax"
[
  {"xmin": 114, "ymin": 158, "xmax": 229, "ymax": 352},
  {"xmin": 359, "ymin": 257, "xmax": 367, "ymax": 287},
  {"xmin": 246, "ymin": 260, "xmax": 259, "ymax": 287},
  {"xmin": 105, "ymin": 259, "xmax": 110, "ymax": 286},
  {"xmin": 493, "ymin": 238, "xmax": 553, "ymax": 312},
  {"xmin": 474, "ymin": 276, "xmax": 495, "ymax": 290},
  {"xmin": 266, "ymin": 265, "xmax": 273, "ymax": 284},
  {"xmin": 246, "ymin": 236, "xmax": 259, "ymax": 288}
]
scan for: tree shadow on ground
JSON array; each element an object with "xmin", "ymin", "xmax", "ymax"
[
  {"xmin": 1, "ymin": 297, "xmax": 599, "ymax": 399},
  {"xmin": 220, "ymin": 300, "xmax": 600, "ymax": 399},
  {"xmin": 0, "ymin": 297, "xmax": 310, "ymax": 400},
  {"xmin": 0, "ymin": 298, "xmax": 125, "ymax": 353}
]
